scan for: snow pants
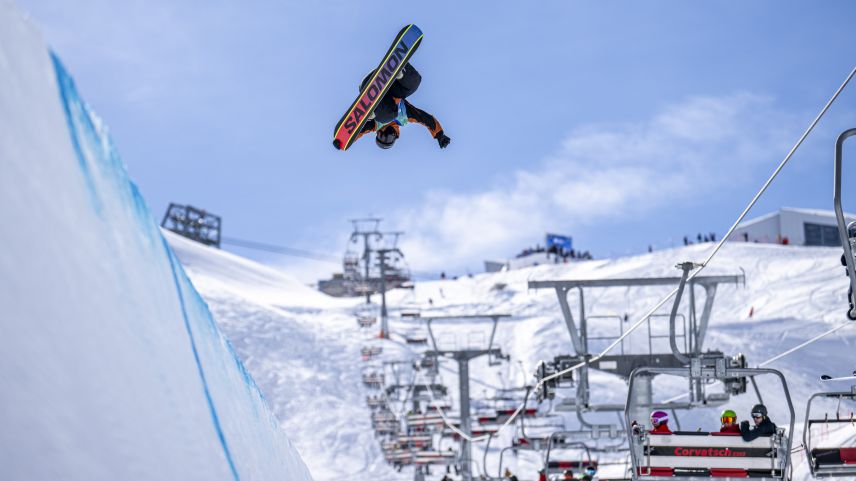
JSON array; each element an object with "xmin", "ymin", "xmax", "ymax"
[{"xmin": 369, "ymin": 65, "xmax": 422, "ymax": 124}]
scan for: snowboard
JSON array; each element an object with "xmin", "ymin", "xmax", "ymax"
[{"xmin": 332, "ymin": 24, "xmax": 423, "ymax": 151}]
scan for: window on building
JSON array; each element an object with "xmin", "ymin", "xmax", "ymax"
[{"xmin": 804, "ymin": 222, "xmax": 841, "ymax": 246}]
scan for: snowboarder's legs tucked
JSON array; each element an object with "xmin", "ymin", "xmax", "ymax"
[{"xmin": 362, "ymin": 65, "xmax": 422, "ymax": 124}]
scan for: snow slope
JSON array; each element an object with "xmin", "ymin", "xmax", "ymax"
[
  {"xmin": 0, "ymin": 3, "xmax": 312, "ymax": 480},
  {"xmin": 171, "ymin": 228, "xmax": 856, "ymax": 480}
]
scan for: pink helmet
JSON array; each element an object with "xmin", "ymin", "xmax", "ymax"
[{"xmin": 650, "ymin": 410, "xmax": 669, "ymax": 426}]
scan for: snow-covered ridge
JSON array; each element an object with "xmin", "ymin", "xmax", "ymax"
[{"xmin": 0, "ymin": 3, "xmax": 312, "ymax": 480}]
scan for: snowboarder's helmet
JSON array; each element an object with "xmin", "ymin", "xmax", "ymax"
[
  {"xmin": 751, "ymin": 404, "xmax": 767, "ymax": 418},
  {"xmin": 848, "ymin": 221, "xmax": 856, "ymax": 238},
  {"xmin": 650, "ymin": 410, "xmax": 669, "ymax": 426},
  {"xmin": 721, "ymin": 409, "xmax": 737, "ymax": 424},
  {"xmin": 376, "ymin": 126, "xmax": 398, "ymax": 149}
]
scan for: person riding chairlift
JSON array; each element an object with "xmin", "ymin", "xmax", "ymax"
[
  {"xmin": 649, "ymin": 410, "xmax": 673, "ymax": 434},
  {"xmin": 581, "ymin": 465, "xmax": 597, "ymax": 481},
  {"xmin": 719, "ymin": 409, "xmax": 741, "ymax": 434},
  {"xmin": 740, "ymin": 404, "xmax": 777, "ymax": 441}
]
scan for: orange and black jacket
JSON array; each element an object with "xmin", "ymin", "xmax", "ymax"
[{"xmin": 356, "ymin": 99, "xmax": 443, "ymax": 141}]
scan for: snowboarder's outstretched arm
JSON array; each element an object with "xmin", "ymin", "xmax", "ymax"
[
  {"xmin": 403, "ymin": 100, "xmax": 450, "ymax": 148},
  {"xmin": 353, "ymin": 99, "xmax": 450, "ymax": 149}
]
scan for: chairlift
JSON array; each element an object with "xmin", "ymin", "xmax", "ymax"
[
  {"xmin": 802, "ymin": 384, "xmax": 856, "ymax": 477},
  {"xmin": 362, "ymin": 372, "xmax": 385, "ymax": 388},
  {"xmin": 386, "ymin": 449, "xmax": 415, "ymax": 466},
  {"xmin": 451, "ymin": 426, "xmax": 498, "ymax": 440},
  {"xmin": 512, "ymin": 414, "xmax": 569, "ymax": 449},
  {"xmin": 413, "ymin": 450, "xmax": 458, "ymax": 465},
  {"xmin": 544, "ymin": 438, "xmax": 597, "ymax": 475},
  {"xmin": 406, "ymin": 336, "xmax": 429, "ymax": 345},
  {"xmin": 625, "ymin": 365, "xmax": 794, "ymax": 480},
  {"xmin": 426, "ymin": 402, "xmax": 452, "ymax": 413},
  {"xmin": 366, "ymin": 395, "xmax": 387, "ymax": 409},
  {"xmin": 361, "ymin": 345, "xmax": 383, "ymax": 360},
  {"xmin": 397, "ymin": 433, "xmax": 434, "ymax": 448},
  {"xmin": 406, "ymin": 413, "xmax": 446, "ymax": 430},
  {"xmin": 374, "ymin": 423, "xmax": 400, "ymax": 435},
  {"xmin": 372, "ymin": 411, "xmax": 397, "ymax": 423},
  {"xmin": 357, "ymin": 315, "xmax": 377, "ymax": 328}
]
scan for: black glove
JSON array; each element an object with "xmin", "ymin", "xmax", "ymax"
[
  {"xmin": 740, "ymin": 420, "xmax": 749, "ymax": 430},
  {"xmin": 436, "ymin": 130, "xmax": 450, "ymax": 149}
]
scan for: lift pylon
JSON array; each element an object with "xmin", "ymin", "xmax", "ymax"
[{"xmin": 423, "ymin": 314, "xmax": 511, "ymax": 481}]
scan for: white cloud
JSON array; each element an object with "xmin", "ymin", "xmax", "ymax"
[{"xmin": 395, "ymin": 93, "xmax": 795, "ymax": 272}]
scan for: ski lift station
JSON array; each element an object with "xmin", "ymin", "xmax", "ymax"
[{"xmin": 731, "ymin": 208, "xmax": 856, "ymax": 246}]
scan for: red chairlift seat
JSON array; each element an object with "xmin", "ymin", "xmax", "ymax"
[
  {"xmin": 546, "ymin": 460, "xmax": 598, "ymax": 474},
  {"xmin": 396, "ymin": 434, "xmax": 433, "ymax": 448},
  {"xmin": 406, "ymin": 415, "xmax": 445, "ymax": 429},
  {"xmin": 413, "ymin": 450, "xmax": 457, "ymax": 465},
  {"xmin": 477, "ymin": 414, "xmax": 498, "ymax": 424},
  {"xmin": 811, "ymin": 447, "xmax": 856, "ymax": 467},
  {"xmin": 633, "ymin": 431, "xmax": 787, "ymax": 478},
  {"xmin": 451, "ymin": 427, "xmax": 498, "ymax": 440},
  {"xmin": 496, "ymin": 407, "xmax": 538, "ymax": 418}
]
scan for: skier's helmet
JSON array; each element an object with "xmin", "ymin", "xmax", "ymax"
[
  {"xmin": 721, "ymin": 409, "xmax": 737, "ymax": 424},
  {"xmin": 751, "ymin": 404, "xmax": 768, "ymax": 418},
  {"xmin": 585, "ymin": 465, "xmax": 597, "ymax": 475},
  {"xmin": 650, "ymin": 410, "xmax": 669, "ymax": 426},
  {"xmin": 376, "ymin": 125, "xmax": 398, "ymax": 149}
]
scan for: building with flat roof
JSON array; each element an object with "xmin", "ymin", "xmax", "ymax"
[{"xmin": 732, "ymin": 207, "xmax": 856, "ymax": 246}]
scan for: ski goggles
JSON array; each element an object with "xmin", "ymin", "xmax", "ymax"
[
  {"xmin": 751, "ymin": 412, "xmax": 764, "ymax": 419},
  {"xmin": 721, "ymin": 416, "xmax": 736, "ymax": 424}
]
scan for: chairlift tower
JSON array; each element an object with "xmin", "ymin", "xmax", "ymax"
[
  {"xmin": 528, "ymin": 271, "xmax": 744, "ymax": 432},
  {"xmin": 349, "ymin": 217, "xmax": 383, "ymax": 303},
  {"xmin": 424, "ymin": 314, "xmax": 511, "ymax": 481},
  {"xmin": 376, "ymin": 247, "xmax": 402, "ymax": 338}
]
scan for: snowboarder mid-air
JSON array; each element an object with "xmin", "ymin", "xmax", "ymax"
[{"xmin": 355, "ymin": 64, "xmax": 450, "ymax": 150}]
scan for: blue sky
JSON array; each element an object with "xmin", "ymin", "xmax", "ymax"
[{"xmin": 17, "ymin": 0, "xmax": 856, "ymax": 280}]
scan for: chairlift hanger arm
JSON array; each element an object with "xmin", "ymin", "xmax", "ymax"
[
  {"xmin": 669, "ymin": 263, "xmax": 696, "ymax": 364},
  {"xmin": 833, "ymin": 128, "xmax": 856, "ymax": 320}
]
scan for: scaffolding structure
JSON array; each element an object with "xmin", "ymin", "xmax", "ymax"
[{"xmin": 160, "ymin": 203, "xmax": 221, "ymax": 247}]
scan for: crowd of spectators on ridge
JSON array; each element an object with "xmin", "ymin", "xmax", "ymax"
[{"xmin": 515, "ymin": 244, "xmax": 593, "ymax": 261}]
